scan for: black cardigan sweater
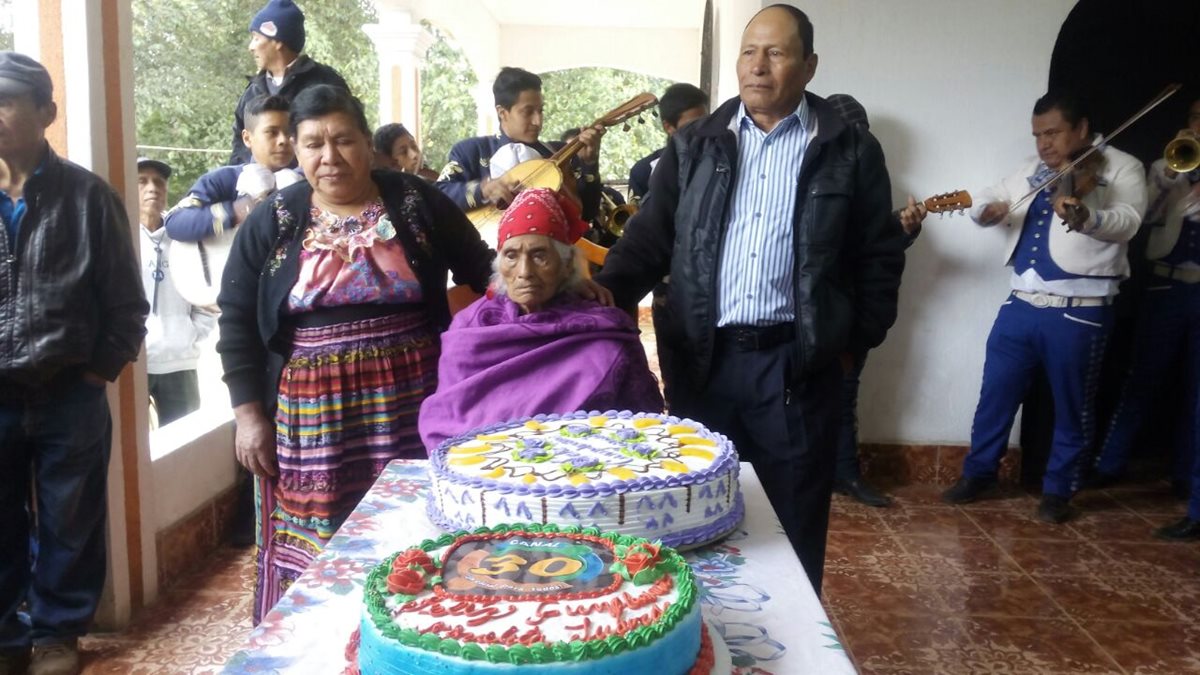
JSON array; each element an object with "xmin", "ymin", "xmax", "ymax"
[{"xmin": 216, "ymin": 169, "xmax": 493, "ymax": 410}]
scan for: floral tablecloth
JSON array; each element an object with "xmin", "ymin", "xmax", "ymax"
[{"xmin": 224, "ymin": 460, "xmax": 854, "ymax": 674}]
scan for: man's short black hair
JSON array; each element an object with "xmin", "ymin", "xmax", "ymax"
[
  {"xmin": 559, "ymin": 127, "xmax": 581, "ymax": 143},
  {"xmin": 659, "ymin": 83, "xmax": 709, "ymax": 127},
  {"xmin": 493, "ymin": 67, "xmax": 541, "ymax": 109},
  {"xmin": 289, "ymin": 85, "xmax": 370, "ymax": 137},
  {"xmin": 755, "ymin": 4, "xmax": 814, "ymax": 57},
  {"xmin": 373, "ymin": 123, "xmax": 412, "ymax": 154},
  {"xmin": 245, "ymin": 94, "xmax": 291, "ymax": 131},
  {"xmin": 1033, "ymin": 91, "xmax": 1089, "ymax": 129}
]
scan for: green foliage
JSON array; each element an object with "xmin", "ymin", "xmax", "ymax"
[
  {"xmin": 0, "ymin": 0, "xmax": 11, "ymax": 52},
  {"xmin": 418, "ymin": 24, "xmax": 478, "ymax": 172},
  {"xmin": 132, "ymin": 0, "xmax": 378, "ymax": 198},
  {"xmin": 541, "ymin": 68, "xmax": 674, "ymax": 184}
]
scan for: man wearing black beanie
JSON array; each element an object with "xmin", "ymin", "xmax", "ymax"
[{"xmin": 228, "ymin": 0, "xmax": 348, "ymax": 165}]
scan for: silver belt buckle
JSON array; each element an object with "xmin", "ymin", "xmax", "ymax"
[{"xmin": 1031, "ymin": 293, "xmax": 1051, "ymax": 308}]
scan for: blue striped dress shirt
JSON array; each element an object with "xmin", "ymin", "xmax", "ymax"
[{"xmin": 716, "ymin": 98, "xmax": 814, "ymax": 327}]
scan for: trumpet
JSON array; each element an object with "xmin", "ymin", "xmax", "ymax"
[
  {"xmin": 599, "ymin": 190, "xmax": 638, "ymax": 238},
  {"xmin": 1165, "ymin": 130, "xmax": 1200, "ymax": 173}
]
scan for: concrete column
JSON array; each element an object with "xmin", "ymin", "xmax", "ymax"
[
  {"xmin": 364, "ymin": 10, "xmax": 434, "ymax": 141},
  {"xmin": 13, "ymin": 0, "xmax": 157, "ymax": 631}
]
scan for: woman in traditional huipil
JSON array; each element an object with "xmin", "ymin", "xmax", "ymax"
[{"xmin": 217, "ymin": 85, "xmax": 493, "ymax": 623}]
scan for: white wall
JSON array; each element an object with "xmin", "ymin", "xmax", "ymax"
[
  {"xmin": 151, "ymin": 416, "xmax": 238, "ymax": 531},
  {"xmin": 783, "ymin": 0, "xmax": 1077, "ymax": 443}
]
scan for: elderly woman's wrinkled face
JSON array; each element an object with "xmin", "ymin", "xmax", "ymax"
[
  {"xmin": 296, "ymin": 112, "xmax": 374, "ymax": 205},
  {"xmin": 500, "ymin": 234, "xmax": 567, "ymax": 313}
]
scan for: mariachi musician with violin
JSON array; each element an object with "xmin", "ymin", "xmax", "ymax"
[
  {"xmin": 435, "ymin": 67, "xmax": 604, "ymax": 225},
  {"xmin": 941, "ymin": 90, "xmax": 1148, "ymax": 526}
]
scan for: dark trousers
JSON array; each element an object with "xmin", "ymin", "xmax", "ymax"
[
  {"xmin": 1096, "ymin": 280, "xmax": 1200, "ymax": 479},
  {"xmin": 964, "ymin": 297, "xmax": 1113, "ymax": 497},
  {"xmin": 836, "ymin": 353, "xmax": 869, "ymax": 483},
  {"xmin": 0, "ymin": 376, "xmax": 112, "ymax": 648},
  {"xmin": 148, "ymin": 369, "xmax": 200, "ymax": 426},
  {"xmin": 671, "ymin": 333, "xmax": 841, "ymax": 594}
]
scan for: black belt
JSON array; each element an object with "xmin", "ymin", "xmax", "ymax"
[
  {"xmin": 284, "ymin": 303, "xmax": 422, "ymax": 329},
  {"xmin": 715, "ymin": 323, "xmax": 796, "ymax": 351}
]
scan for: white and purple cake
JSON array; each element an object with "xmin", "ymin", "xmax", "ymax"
[{"xmin": 427, "ymin": 411, "xmax": 743, "ymax": 549}]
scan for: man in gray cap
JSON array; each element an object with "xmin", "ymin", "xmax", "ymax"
[
  {"xmin": 137, "ymin": 157, "xmax": 215, "ymax": 427},
  {"xmin": 0, "ymin": 52, "xmax": 148, "ymax": 675}
]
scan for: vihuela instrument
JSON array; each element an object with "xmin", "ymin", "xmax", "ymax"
[
  {"xmin": 170, "ymin": 228, "xmax": 237, "ymax": 308},
  {"xmin": 465, "ymin": 92, "xmax": 659, "ymax": 231}
]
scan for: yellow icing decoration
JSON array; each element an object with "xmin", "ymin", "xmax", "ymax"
[
  {"xmin": 523, "ymin": 474, "xmax": 537, "ymax": 484},
  {"xmin": 524, "ymin": 420, "xmax": 546, "ymax": 431},
  {"xmin": 449, "ymin": 442, "xmax": 494, "ymax": 455},
  {"xmin": 588, "ymin": 416, "xmax": 608, "ymax": 427},
  {"xmin": 632, "ymin": 418, "xmax": 661, "ymax": 429},
  {"xmin": 674, "ymin": 436, "xmax": 716, "ymax": 447},
  {"xmin": 607, "ymin": 467, "xmax": 636, "ymax": 480},
  {"xmin": 449, "ymin": 455, "xmax": 488, "ymax": 466},
  {"xmin": 483, "ymin": 468, "xmax": 505, "ymax": 478},
  {"xmin": 475, "ymin": 434, "xmax": 509, "ymax": 442},
  {"xmin": 678, "ymin": 446, "xmax": 716, "ymax": 461},
  {"xmin": 660, "ymin": 459, "xmax": 690, "ymax": 473},
  {"xmin": 667, "ymin": 425, "xmax": 697, "ymax": 436},
  {"xmin": 568, "ymin": 474, "xmax": 590, "ymax": 486}
]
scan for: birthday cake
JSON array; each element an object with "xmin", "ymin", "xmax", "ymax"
[
  {"xmin": 356, "ymin": 524, "xmax": 724, "ymax": 675},
  {"xmin": 427, "ymin": 411, "xmax": 743, "ymax": 549}
]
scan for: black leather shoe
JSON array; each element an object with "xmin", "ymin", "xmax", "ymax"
[
  {"xmin": 1037, "ymin": 494, "xmax": 1072, "ymax": 524},
  {"xmin": 1154, "ymin": 517, "xmax": 1200, "ymax": 541},
  {"xmin": 835, "ymin": 478, "xmax": 893, "ymax": 508},
  {"xmin": 1083, "ymin": 470, "xmax": 1122, "ymax": 490},
  {"xmin": 941, "ymin": 476, "xmax": 995, "ymax": 504}
]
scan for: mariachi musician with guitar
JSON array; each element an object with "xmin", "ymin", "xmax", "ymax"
[{"xmin": 435, "ymin": 67, "xmax": 605, "ymax": 229}]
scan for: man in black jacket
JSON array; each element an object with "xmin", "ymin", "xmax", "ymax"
[
  {"xmin": 229, "ymin": 0, "xmax": 348, "ymax": 165},
  {"xmin": 0, "ymin": 53, "xmax": 148, "ymax": 675},
  {"xmin": 596, "ymin": 5, "xmax": 905, "ymax": 593}
]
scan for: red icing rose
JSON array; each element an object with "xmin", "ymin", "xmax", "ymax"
[
  {"xmin": 392, "ymin": 548, "xmax": 436, "ymax": 575},
  {"xmin": 386, "ymin": 568, "xmax": 426, "ymax": 595},
  {"xmin": 622, "ymin": 543, "xmax": 662, "ymax": 576}
]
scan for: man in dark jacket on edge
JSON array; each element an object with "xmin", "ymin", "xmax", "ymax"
[
  {"xmin": 229, "ymin": 0, "xmax": 348, "ymax": 165},
  {"xmin": 595, "ymin": 5, "xmax": 905, "ymax": 594},
  {"xmin": 0, "ymin": 53, "xmax": 148, "ymax": 675}
]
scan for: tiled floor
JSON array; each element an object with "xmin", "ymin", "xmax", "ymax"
[
  {"xmin": 77, "ymin": 478, "xmax": 1200, "ymax": 674},
  {"xmin": 825, "ymin": 480, "xmax": 1200, "ymax": 674}
]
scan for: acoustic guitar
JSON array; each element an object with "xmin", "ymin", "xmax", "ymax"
[
  {"xmin": 465, "ymin": 92, "xmax": 659, "ymax": 231},
  {"xmin": 922, "ymin": 190, "xmax": 973, "ymax": 214}
]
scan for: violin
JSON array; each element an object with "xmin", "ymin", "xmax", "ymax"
[{"xmin": 1053, "ymin": 147, "xmax": 1106, "ymax": 231}]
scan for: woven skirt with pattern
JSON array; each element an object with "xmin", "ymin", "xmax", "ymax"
[{"xmin": 253, "ymin": 311, "xmax": 438, "ymax": 624}]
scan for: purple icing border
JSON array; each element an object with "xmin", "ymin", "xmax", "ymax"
[
  {"xmin": 429, "ymin": 410, "xmax": 739, "ymax": 499},
  {"xmin": 426, "ymin": 485, "xmax": 746, "ymax": 550}
]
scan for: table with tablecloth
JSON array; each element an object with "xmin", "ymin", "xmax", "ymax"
[{"xmin": 223, "ymin": 460, "xmax": 854, "ymax": 674}]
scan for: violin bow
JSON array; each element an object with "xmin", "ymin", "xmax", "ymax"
[{"xmin": 1009, "ymin": 83, "xmax": 1181, "ymax": 212}]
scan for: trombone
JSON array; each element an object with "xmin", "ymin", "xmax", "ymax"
[{"xmin": 1165, "ymin": 130, "xmax": 1200, "ymax": 173}]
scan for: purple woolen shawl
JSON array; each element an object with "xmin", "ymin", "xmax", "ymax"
[{"xmin": 418, "ymin": 293, "xmax": 664, "ymax": 451}]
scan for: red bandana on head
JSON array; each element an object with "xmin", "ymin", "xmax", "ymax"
[{"xmin": 497, "ymin": 188, "xmax": 590, "ymax": 247}]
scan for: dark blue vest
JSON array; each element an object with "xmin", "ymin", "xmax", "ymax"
[{"xmin": 1011, "ymin": 188, "xmax": 1080, "ymax": 281}]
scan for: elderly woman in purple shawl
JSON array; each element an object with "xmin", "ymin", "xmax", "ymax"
[{"xmin": 418, "ymin": 188, "xmax": 663, "ymax": 449}]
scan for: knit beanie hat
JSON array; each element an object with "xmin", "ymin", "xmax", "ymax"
[{"xmin": 250, "ymin": 0, "xmax": 306, "ymax": 54}]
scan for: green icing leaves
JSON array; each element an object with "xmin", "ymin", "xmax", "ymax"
[{"xmin": 362, "ymin": 523, "xmax": 698, "ymax": 666}]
